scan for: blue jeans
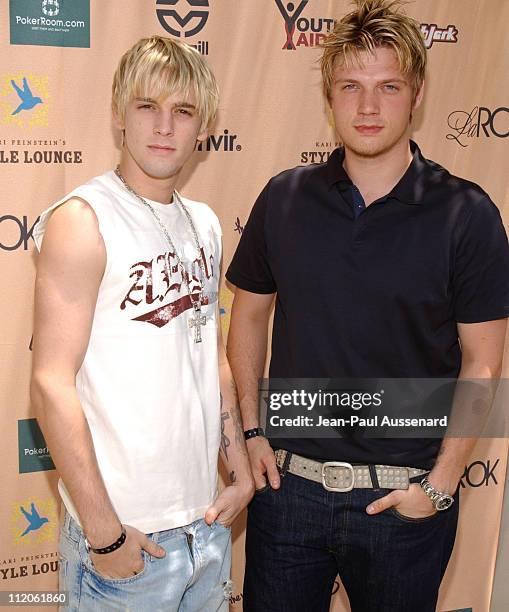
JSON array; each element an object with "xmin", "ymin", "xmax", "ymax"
[
  {"xmin": 59, "ymin": 510, "xmax": 231, "ymax": 611},
  {"xmin": 244, "ymin": 472, "xmax": 459, "ymax": 612}
]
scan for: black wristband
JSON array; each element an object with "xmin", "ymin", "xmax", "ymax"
[
  {"xmin": 244, "ymin": 427, "xmax": 265, "ymax": 440},
  {"xmin": 85, "ymin": 525, "xmax": 127, "ymax": 555}
]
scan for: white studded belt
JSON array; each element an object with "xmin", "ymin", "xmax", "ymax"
[{"xmin": 275, "ymin": 449, "xmax": 428, "ymax": 492}]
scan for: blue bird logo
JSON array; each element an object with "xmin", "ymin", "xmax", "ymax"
[
  {"xmin": 11, "ymin": 78, "xmax": 43, "ymax": 115},
  {"xmin": 19, "ymin": 502, "xmax": 49, "ymax": 537}
]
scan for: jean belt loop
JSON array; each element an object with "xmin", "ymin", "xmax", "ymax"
[
  {"xmin": 368, "ymin": 465, "xmax": 381, "ymax": 490},
  {"xmin": 278, "ymin": 450, "xmax": 292, "ymax": 478}
]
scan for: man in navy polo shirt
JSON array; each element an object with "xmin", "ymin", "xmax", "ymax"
[{"xmin": 226, "ymin": 1, "xmax": 509, "ymax": 611}]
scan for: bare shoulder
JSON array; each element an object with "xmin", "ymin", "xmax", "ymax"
[{"xmin": 38, "ymin": 197, "xmax": 106, "ymax": 275}]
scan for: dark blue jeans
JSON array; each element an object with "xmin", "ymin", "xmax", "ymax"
[{"xmin": 244, "ymin": 472, "xmax": 459, "ymax": 612}]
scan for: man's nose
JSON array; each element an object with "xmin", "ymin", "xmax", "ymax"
[
  {"xmin": 154, "ymin": 111, "xmax": 174, "ymax": 136},
  {"xmin": 358, "ymin": 89, "xmax": 380, "ymax": 116}
]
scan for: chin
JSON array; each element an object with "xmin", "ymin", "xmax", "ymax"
[
  {"xmin": 143, "ymin": 164, "xmax": 181, "ymax": 180},
  {"xmin": 345, "ymin": 135, "xmax": 402, "ymax": 158}
]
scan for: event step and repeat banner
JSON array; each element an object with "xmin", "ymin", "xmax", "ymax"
[{"xmin": 1, "ymin": 1, "xmax": 508, "ymax": 610}]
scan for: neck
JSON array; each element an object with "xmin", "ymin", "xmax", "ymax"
[
  {"xmin": 117, "ymin": 156, "xmax": 176, "ymax": 204},
  {"xmin": 342, "ymin": 138, "xmax": 413, "ymax": 206}
]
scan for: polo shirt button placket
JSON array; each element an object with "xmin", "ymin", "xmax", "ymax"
[{"xmin": 351, "ymin": 185, "xmax": 367, "ymax": 245}]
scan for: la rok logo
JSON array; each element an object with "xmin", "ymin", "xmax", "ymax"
[
  {"xmin": 447, "ymin": 106, "xmax": 508, "ymax": 147},
  {"xmin": 0, "ymin": 214, "xmax": 39, "ymax": 251},
  {"xmin": 274, "ymin": 0, "xmax": 334, "ymax": 50},
  {"xmin": 459, "ymin": 458, "xmax": 499, "ymax": 488}
]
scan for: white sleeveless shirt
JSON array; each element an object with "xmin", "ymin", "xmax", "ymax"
[{"xmin": 33, "ymin": 171, "xmax": 222, "ymax": 533}]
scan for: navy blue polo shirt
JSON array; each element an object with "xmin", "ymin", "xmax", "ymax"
[{"xmin": 226, "ymin": 142, "xmax": 509, "ymax": 469}]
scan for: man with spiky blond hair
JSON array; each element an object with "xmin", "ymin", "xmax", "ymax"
[
  {"xmin": 227, "ymin": 1, "xmax": 509, "ymax": 610},
  {"xmin": 31, "ymin": 36, "xmax": 254, "ymax": 610}
]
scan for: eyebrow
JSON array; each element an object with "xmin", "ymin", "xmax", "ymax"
[
  {"xmin": 134, "ymin": 97, "xmax": 197, "ymax": 109},
  {"xmin": 334, "ymin": 78, "xmax": 408, "ymax": 85}
]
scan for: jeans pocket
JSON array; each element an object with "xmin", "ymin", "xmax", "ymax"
[
  {"xmin": 254, "ymin": 483, "xmax": 272, "ymax": 496},
  {"xmin": 211, "ymin": 520, "xmax": 231, "ymax": 532},
  {"xmin": 82, "ymin": 549, "xmax": 147, "ymax": 584},
  {"xmin": 389, "ymin": 507, "xmax": 439, "ymax": 524}
]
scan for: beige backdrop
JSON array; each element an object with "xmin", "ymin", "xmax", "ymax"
[{"xmin": 1, "ymin": 1, "xmax": 508, "ymax": 611}]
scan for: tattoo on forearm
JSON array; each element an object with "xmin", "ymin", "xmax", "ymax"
[
  {"xmin": 220, "ymin": 395, "xmax": 231, "ymax": 461},
  {"xmin": 229, "ymin": 470, "xmax": 236, "ymax": 484},
  {"xmin": 229, "ymin": 377, "xmax": 247, "ymax": 455}
]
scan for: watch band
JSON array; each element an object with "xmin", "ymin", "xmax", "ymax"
[
  {"xmin": 85, "ymin": 525, "xmax": 127, "ymax": 555},
  {"xmin": 420, "ymin": 477, "xmax": 454, "ymax": 511},
  {"xmin": 244, "ymin": 427, "xmax": 265, "ymax": 440}
]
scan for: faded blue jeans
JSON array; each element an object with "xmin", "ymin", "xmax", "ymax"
[
  {"xmin": 244, "ymin": 471, "xmax": 459, "ymax": 612},
  {"xmin": 59, "ymin": 510, "xmax": 231, "ymax": 611}
]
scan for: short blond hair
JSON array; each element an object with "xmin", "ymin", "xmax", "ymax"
[
  {"xmin": 321, "ymin": 0, "xmax": 426, "ymax": 100},
  {"xmin": 112, "ymin": 36, "xmax": 219, "ymax": 131}
]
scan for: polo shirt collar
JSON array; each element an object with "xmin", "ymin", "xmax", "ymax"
[{"xmin": 326, "ymin": 140, "xmax": 428, "ymax": 205}]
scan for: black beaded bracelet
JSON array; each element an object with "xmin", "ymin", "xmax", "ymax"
[
  {"xmin": 85, "ymin": 525, "xmax": 127, "ymax": 555},
  {"xmin": 244, "ymin": 427, "xmax": 265, "ymax": 440}
]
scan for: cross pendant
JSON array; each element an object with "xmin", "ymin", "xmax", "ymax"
[{"xmin": 189, "ymin": 301, "xmax": 207, "ymax": 343}]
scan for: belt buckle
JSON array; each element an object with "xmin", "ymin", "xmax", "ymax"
[{"xmin": 321, "ymin": 461, "xmax": 355, "ymax": 492}]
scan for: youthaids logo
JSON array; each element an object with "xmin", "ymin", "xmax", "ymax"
[{"xmin": 274, "ymin": 0, "xmax": 334, "ymax": 50}]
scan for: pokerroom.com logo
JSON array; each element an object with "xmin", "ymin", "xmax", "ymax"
[
  {"xmin": 274, "ymin": 0, "xmax": 335, "ymax": 50},
  {"xmin": 156, "ymin": 0, "xmax": 210, "ymax": 56}
]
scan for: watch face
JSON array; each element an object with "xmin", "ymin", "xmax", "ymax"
[{"xmin": 436, "ymin": 495, "xmax": 454, "ymax": 511}]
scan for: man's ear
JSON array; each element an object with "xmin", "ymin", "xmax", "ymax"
[
  {"xmin": 112, "ymin": 107, "xmax": 124, "ymax": 131},
  {"xmin": 412, "ymin": 81, "xmax": 425, "ymax": 112},
  {"xmin": 196, "ymin": 127, "xmax": 209, "ymax": 143}
]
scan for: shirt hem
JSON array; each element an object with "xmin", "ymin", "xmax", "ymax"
[{"xmin": 225, "ymin": 270, "xmax": 276, "ymax": 294}]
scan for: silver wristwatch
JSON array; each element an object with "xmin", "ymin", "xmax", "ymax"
[{"xmin": 420, "ymin": 477, "xmax": 454, "ymax": 511}]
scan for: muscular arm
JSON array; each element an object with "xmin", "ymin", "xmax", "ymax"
[
  {"xmin": 30, "ymin": 199, "xmax": 119, "ymax": 545},
  {"xmin": 204, "ymin": 305, "xmax": 255, "ymax": 525},
  {"xmin": 30, "ymin": 199, "xmax": 163, "ymax": 575},
  {"xmin": 368, "ymin": 318, "xmax": 507, "ymax": 517},
  {"xmin": 428, "ymin": 318, "xmax": 507, "ymax": 494},
  {"xmin": 226, "ymin": 288, "xmax": 280, "ymax": 489}
]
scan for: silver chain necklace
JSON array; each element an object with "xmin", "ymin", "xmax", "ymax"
[{"xmin": 114, "ymin": 166, "xmax": 208, "ymax": 343}]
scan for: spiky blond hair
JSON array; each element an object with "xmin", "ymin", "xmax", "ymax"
[{"xmin": 321, "ymin": 0, "xmax": 426, "ymax": 100}]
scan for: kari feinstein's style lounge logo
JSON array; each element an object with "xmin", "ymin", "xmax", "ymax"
[
  {"xmin": 9, "ymin": 496, "xmax": 57, "ymax": 550},
  {"xmin": 156, "ymin": 0, "xmax": 209, "ymax": 56},
  {"xmin": 275, "ymin": 0, "xmax": 334, "ymax": 50},
  {"xmin": 446, "ymin": 106, "xmax": 509, "ymax": 147},
  {"xmin": 0, "ymin": 73, "xmax": 84, "ymax": 165},
  {"xmin": 9, "ymin": 0, "xmax": 90, "ymax": 48},
  {"xmin": 300, "ymin": 139, "xmax": 340, "ymax": 165},
  {"xmin": 0, "ymin": 74, "xmax": 48, "ymax": 129}
]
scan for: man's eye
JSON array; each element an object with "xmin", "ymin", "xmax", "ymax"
[
  {"xmin": 138, "ymin": 104, "xmax": 154, "ymax": 110},
  {"xmin": 383, "ymin": 84, "xmax": 399, "ymax": 92},
  {"xmin": 176, "ymin": 108, "xmax": 192, "ymax": 115},
  {"xmin": 343, "ymin": 84, "xmax": 358, "ymax": 91}
]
